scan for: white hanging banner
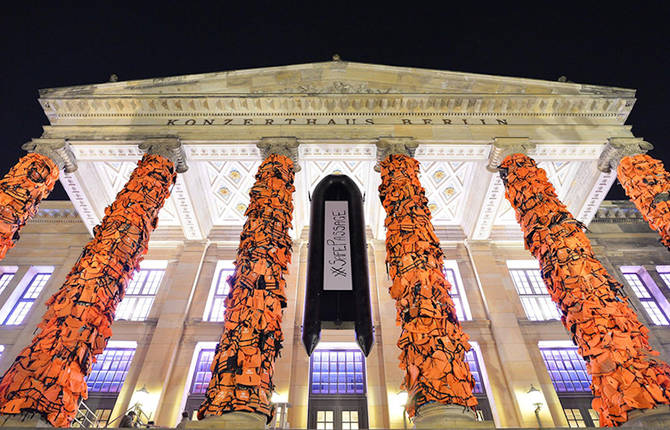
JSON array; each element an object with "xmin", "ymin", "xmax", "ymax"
[{"xmin": 323, "ymin": 200, "xmax": 353, "ymax": 291}]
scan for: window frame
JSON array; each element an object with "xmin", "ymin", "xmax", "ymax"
[
  {"xmin": 538, "ymin": 344, "xmax": 591, "ymax": 394},
  {"xmin": 203, "ymin": 260, "xmax": 235, "ymax": 322},
  {"xmin": 0, "ymin": 266, "xmax": 18, "ymax": 296},
  {"xmin": 309, "ymin": 348, "xmax": 366, "ymax": 396},
  {"xmin": 115, "ymin": 260, "xmax": 167, "ymax": 321},
  {"xmin": 620, "ymin": 266, "xmax": 670, "ymax": 326},
  {"xmin": 1, "ymin": 270, "xmax": 53, "ymax": 325},
  {"xmin": 507, "ymin": 260, "xmax": 561, "ymax": 321},
  {"xmin": 443, "ymin": 260, "xmax": 472, "ymax": 321},
  {"xmin": 86, "ymin": 341, "xmax": 137, "ymax": 394}
]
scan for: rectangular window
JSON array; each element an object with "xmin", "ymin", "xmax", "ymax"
[
  {"xmin": 2, "ymin": 272, "xmax": 52, "ymax": 325},
  {"xmin": 0, "ymin": 345, "xmax": 4, "ymax": 361},
  {"xmin": 540, "ymin": 347, "xmax": 590, "ymax": 393},
  {"xmin": 464, "ymin": 349, "xmax": 485, "ymax": 395},
  {"xmin": 443, "ymin": 262, "xmax": 471, "ymax": 321},
  {"xmin": 622, "ymin": 271, "xmax": 670, "ymax": 325},
  {"xmin": 115, "ymin": 261, "xmax": 166, "ymax": 321},
  {"xmin": 204, "ymin": 261, "xmax": 235, "ymax": 322},
  {"xmin": 310, "ymin": 349, "xmax": 365, "ymax": 395},
  {"xmin": 86, "ymin": 347, "xmax": 135, "ymax": 393},
  {"xmin": 508, "ymin": 262, "xmax": 560, "ymax": 321},
  {"xmin": 190, "ymin": 348, "xmax": 215, "ymax": 395},
  {"xmin": 0, "ymin": 267, "xmax": 17, "ymax": 295},
  {"xmin": 563, "ymin": 408, "xmax": 586, "ymax": 428}
]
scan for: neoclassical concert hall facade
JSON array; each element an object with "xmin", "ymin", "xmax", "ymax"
[{"xmin": 0, "ymin": 61, "xmax": 669, "ymax": 428}]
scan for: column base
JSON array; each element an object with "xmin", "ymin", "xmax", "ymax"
[
  {"xmin": 0, "ymin": 412, "xmax": 51, "ymax": 427},
  {"xmin": 186, "ymin": 412, "xmax": 266, "ymax": 429},
  {"xmin": 622, "ymin": 405, "xmax": 670, "ymax": 428},
  {"xmin": 412, "ymin": 403, "xmax": 494, "ymax": 429}
]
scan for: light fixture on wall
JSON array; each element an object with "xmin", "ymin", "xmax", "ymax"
[
  {"xmin": 527, "ymin": 385, "xmax": 544, "ymax": 427},
  {"xmin": 134, "ymin": 385, "xmax": 150, "ymax": 407}
]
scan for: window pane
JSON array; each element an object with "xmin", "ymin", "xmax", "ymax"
[
  {"xmin": 0, "ymin": 272, "xmax": 16, "ymax": 295},
  {"xmin": 86, "ymin": 348, "xmax": 135, "ymax": 393},
  {"xmin": 509, "ymin": 269, "xmax": 561, "ymax": 321},
  {"xmin": 622, "ymin": 271, "xmax": 670, "ymax": 325},
  {"xmin": 190, "ymin": 348, "xmax": 215, "ymax": 394},
  {"xmin": 115, "ymin": 268, "xmax": 164, "ymax": 321},
  {"xmin": 310, "ymin": 349, "xmax": 365, "ymax": 394},
  {"xmin": 444, "ymin": 267, "xmax": 468, "ymax": 321},
  {"xmin": 464, "ymin": 349, "xmax": 485, "ymax": 394},
  {"xmin": 540, "ymin": 347, "xmax": 591, "ymax": 393}
]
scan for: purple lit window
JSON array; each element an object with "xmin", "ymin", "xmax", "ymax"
[
  {"xmin": 87, "ymin": 348, "xmax": 135, "ymax": 393},
  {"xmin": 444, "ymin": 268, "xmax": 469, "ymax": 321},
  {"xmin": 509, "ymin": 269, "xmax": 561, "ymax": 321},
  {"xmin": 540, "ymin": 347, "xmax": 590, "ymax": 393},
  {"xmin": 2, "ymin": 272, "xmax": 52, "ymax": 325},
  {"xmin": 115, "ymin": 268, "xmax": 165, "ymax": 321},
  {"xmin": 465, "ymin": 350, "xmax": 485, "ymax": 395},
  {"xmin": 190, "ymin": 348, "xmax": 215, "ymax": 395},
  {"xmin": 622, "ymin": 272, "xmax": 670, "ymax": 325},
  {"xmin": 206, "ymin": 268, "xmax": 234, "ymax": 322},
  {"xmin": 310, "ymin": 350, "xmax": 365, "ymax": 395}
]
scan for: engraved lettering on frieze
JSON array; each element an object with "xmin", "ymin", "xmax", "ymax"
[{"xmin": 165, "ymin": 117, "xmax": 511, "ymax": 126}]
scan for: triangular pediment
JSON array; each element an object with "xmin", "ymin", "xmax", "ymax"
[{"xmin": 40, "ymin": 61, "xmax": 634, "ymax": 97}]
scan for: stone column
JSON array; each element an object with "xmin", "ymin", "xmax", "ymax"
[
  {"xmin": 375, "ymin": 138, "xmax": 489, "ymax": 429},
  {"xmin": 601, "ymin": 138, "xmax": 670, "ymax": 250},
  {"xmin": 193, "ymin": 138, "xmax": 298, "ymax": 430},
  {"xmin": 0, "ymin": 139, "xmax": 75, "ymax": 261},
  {"xmin": 0, "ymin": 142, "xmax": 178, "ymax": 427},
  {"xmin": 500, "ymin": 152, "xmax": 670, "ymax": 427}
]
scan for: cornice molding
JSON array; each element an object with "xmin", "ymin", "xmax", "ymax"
[{"xmin": 39, "ymin": 94, "xmax": 633, "ymax": 122}]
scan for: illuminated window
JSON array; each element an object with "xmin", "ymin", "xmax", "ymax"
[
  {"xmin": 0, "ymin": 267, "xmax": 17, "ymax": 295},
  {"xmin": 115, "ymin": 261, "xmax": 166, "ymax": 321},
  {"xmin": 316, "ymin": 410, "xmax": 334, "ymax": 430},
  {"xmin": 443, "ymin": 260, "xmax": 471, "ymax": 321},
  {"xmin": 190, "ymin": 348, "xmax": 215, "ymax": 395},
  {"xmin": 86, "ymin": 347, "xmax": 135, "ymax": 393},
  {"xmin": 310, "ymin": 350, "xmax": 365, "ymax": 395},
  {"xmin": 621, "ymin": 270, "xmax": 670, "ymax": 325},
  {"xmin": 465, "ymin": 349, "xmax": 485, "ymax": 395},
  {"xmin": 507, "ymin": 261, "xmax": 560, "ymax": 321},
  {"xmin": 341, "ymin": 410, "xmax": 359, "ymax": 430},
  {"xmin": 563, "ymin": 408, "xmax": 586, "ymax": 428},
  {"xmin": 204, "ymin": 261, "xmax": 235, "ymax": 322},
  {"xmin": 0, "ymin": 345, "xmax": 4, "ymax": 361},
  {"xmin": 540, "ymin": 347, "xmax": 590, "ymax": 393},
  {"xmin": 2, "ymin": 272, "xmax": 52, "ymax": 325}
]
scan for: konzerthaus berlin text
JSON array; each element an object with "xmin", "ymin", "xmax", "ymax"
[{"xmin": 0, "ymin": 61, "xmax": 668, "ymax": 429}]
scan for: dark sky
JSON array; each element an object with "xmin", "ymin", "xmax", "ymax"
[{"xmin": 1, "ymin": 3, "xmax": 667, "ymax": 200}]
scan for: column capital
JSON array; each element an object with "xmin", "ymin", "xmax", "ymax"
[
  {"xmin": 597, "ymin": 137, "xmax": 653, "ymax": 173},
  {"xmin": 257, "ymin": 137, "xmax": 300, "ymax": 171},
  {"xmin": 138, "ymin": 137, "xmax": 188, "ymax": 173},
  {"xmin": 374, "ymin": 137, "xmax": 418, "ymax": 171},
  {"xmin": 21, "ymin": 138, "xmax": 77, "ymax": 173},
  {"xmin": 486, "ymin": 137, "xmax": 535, "ymax": 172}
]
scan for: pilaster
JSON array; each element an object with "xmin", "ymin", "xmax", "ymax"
[{"xmin": 128, "ymin": 242, "xmax": 208, "ymax": 426}]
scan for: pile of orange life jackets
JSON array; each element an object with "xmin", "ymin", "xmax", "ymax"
[
  {"xmin": 379, "ymin": 154, "xmax": 478, "ymax": 418},
  {"xmin": 617, "ymin": 154, "xmax": 670, "ymax": 249},
  {"xmin": 500, "ymin": 153, "xmax": 670, "ymax": 426},
  {"xmin": 198, "ymin": 154, "xmax": 295, "ymax": 423},
  {"xmin": 0, "ymin": 154, "xmax": 176, "ymax": 427},
  {"xmin": 0, "ymin": 153, "xmax": 59, "ymax": 260}
]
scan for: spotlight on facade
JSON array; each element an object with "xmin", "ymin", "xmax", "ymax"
[
  {"xmin": 134, "ymin": 385, "xmax": 150, "ymax": 407},
  {"xmin": 395, "ymin": 390, "xmax": 408, "ymax": 407},
  {"xmin": 527, "ymin": 384, "xmax": 544, "ymax": 426}
]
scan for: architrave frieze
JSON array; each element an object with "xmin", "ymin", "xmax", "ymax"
[{"xmin": 39, "ymin": 93, "xmax": 633, "ymax": 127}]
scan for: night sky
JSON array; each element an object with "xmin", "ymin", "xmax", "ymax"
[{"xmin": 1, "ymin": 4, "xmax": 667, "ymax": 201}]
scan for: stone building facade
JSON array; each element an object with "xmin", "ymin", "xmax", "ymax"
[{"xmin": 0, "ymin": 62, "xmax": 668, "ymax": 428}]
